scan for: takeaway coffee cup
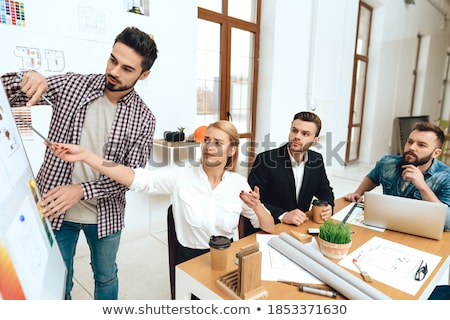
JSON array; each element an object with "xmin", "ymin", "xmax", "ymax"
[
  {"xmin": 312, "ymin": 199, "xmax": 328, "ymax": 224},
  {"xmin": 209, "ymin": 235, "xmax": 231, "ymax": 270}
]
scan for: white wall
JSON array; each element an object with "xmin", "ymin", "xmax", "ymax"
[
  {"xmin": 257, "ymin": 0, "xmax": 450, "ymax": 176},
  {"xmin": 0, "ymin": 0, "xmax": 198, "ymax": 141},
  {"xmin": 358, "ymin": 0, "xmax": 450, "ymax": 163},
  {"xmin": 257, "ymin": 0, "xmax": 359, "ymax": 174},
  {"xmin": 0, "ymin": 0, "xmax": 198, "ymax": 220},
  {"xmin": 2, "ymin": 0, "xmax": 450, "ymax": 204}
]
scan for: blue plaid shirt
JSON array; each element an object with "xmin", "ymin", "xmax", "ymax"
[{"xmin": 367, "ymin": 154, "xmax": 450, "ymax": 230}]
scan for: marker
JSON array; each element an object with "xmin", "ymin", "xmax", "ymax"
[{"xmin": 299, "ymin": 285, "xmax": 337, "ymax": 298}]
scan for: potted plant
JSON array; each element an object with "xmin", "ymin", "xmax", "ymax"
[
  {"xmin": 317, "ymin": 220, "xmax": 352, "ymax": 259},
  {"xmin": 177, "ymin": 127, "xmax": 185, "ymax": 142}
]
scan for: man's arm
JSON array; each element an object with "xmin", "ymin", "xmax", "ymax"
[
  {"xmin": 1, "ymin": 71, "xmax": 50, "ymax": 107},
  {"xmin": 401, "ymin": 164, "xmax": 441, "ymax": 203},
  {"xmin": 313, "ymin": 154, "xmax": 335, "ymax": 210},
  {"xmin": 278, "ymin": 208, "xmax": 309, "ymax": 226},
  {"xmin": 344, "ymin": 176, "xmax": 377, "ymax": 202}
]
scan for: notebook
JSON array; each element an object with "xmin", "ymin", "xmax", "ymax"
[{"xmin": 363, "ymin": 192, "xmax": 447, "ymax": 240}]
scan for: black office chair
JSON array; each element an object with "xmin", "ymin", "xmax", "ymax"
[
  {"xmin": 238, "ymin": 215, "xmax": 259, "ymax": 238},
  {"xmin": 167, "ymin": 205, "xmax": 177, "ymax": 300},
  {"xmin": 169, "ymin": 206, "xmax": 249, "ymax": 300},
  {"xmin": 428, "ymin": 285, "xmax": 450, "ymax": 300}
]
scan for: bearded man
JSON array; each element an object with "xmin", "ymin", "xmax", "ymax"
[{"xmin": 345, "ymin": 121, "xmax": 450, "ymax": 231}]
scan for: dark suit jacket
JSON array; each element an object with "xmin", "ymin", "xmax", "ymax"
[{"xmin": 247, "ymin": 144, "xmax": 334, "ymax": 231}]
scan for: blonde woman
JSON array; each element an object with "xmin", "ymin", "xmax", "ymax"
[{"xmin": 45, "ymin": 120, "xmax": 274, "ymax": 264}]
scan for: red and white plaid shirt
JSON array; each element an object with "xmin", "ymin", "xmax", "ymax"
[{"xmin": 2, "ymin": 72, "xmax": 156, "ymax": 238}]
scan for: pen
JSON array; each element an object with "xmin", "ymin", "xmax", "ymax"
[
  {"xmin": 16, "ymin": 72, "xmax": 53, "ymax": 106},
  {"xmin": 342, "ymin": 202, "xmax": 363, "ymax": 224},
  {"xmin": 299, "ymin": 285, "xmax": 337, "ymax": 298},
  {"xmin": 278, "ymin": 280, "xmax": 304, "ymax": 287},
  {"xmin": 278, "ymin": 280, "xmax": 335, "ymax": 292}
]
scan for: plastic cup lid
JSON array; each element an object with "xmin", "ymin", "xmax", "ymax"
[
  {"xmin": 209, "ymin": 235, "xmax": 231, "ymax": 249},
  {"xmin": 313, "ymin": 199, "xmax": 328, "ymax": 206}
]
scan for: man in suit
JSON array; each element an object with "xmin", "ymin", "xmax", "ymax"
[{"xmin": 247, "ymin": 111, "xmax": 334, "ymax": 233}]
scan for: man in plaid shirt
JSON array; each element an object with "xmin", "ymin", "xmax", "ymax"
[{"xmin": 1, "ymin": 26, "xmax": 158, "ymax": 300}]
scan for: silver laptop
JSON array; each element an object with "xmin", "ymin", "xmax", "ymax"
[{"xmin": 364, "ymin": 192, "xmax": 447, "ymax": 240}]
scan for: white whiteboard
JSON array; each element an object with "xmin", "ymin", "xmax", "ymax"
[{"xmin": 0, "ymin": 84, "xmax": 65, "ymax": 300}]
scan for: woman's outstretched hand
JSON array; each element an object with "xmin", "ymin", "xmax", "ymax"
[
  {"xmin": 45, "ymin": 141, "xmax": 134, "ymax": 187},
  {"xmin": 240, "ymin": 185, "xmax": 261, "ymax": 209},
  {"xmin": 45, "ymin": 141, "xmax": 88, "ymax": 163}
]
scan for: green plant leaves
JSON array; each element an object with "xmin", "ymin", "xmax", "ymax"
[{"xmin": 319, "ymin": 220, "xmax": 351, "ymax": 244}]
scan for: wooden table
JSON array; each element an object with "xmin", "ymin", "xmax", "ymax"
[{"xmin": 175, "ymin": 198, "xmax": 450, "ymax": 300}]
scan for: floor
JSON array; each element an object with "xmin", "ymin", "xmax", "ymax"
[{"xmin": 69, "ymin": 162, "xmax": 447, "ymax": 299}]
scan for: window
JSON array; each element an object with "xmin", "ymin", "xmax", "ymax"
[
  {"xmin": 197, "ymin": 0, "xmax": 261, "ymax": 175},
  {"xmin": 345, "ymin": 1, "xmax": 372, "ymax": 164}
]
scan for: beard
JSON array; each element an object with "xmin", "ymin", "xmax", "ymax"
[
  {"xmin": 289, "ymin": 140, "xmax": 314, "ymax": 153},
  {"xmin": 401, "ymin": 150, "xmax": 434, "ymax": 167},
  {"xmin": 105, "ymin": 74, "xmax": 138, "ymax": 92}
]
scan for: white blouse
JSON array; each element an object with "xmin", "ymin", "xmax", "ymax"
[{"xmin": 130, "ymin": 166, "xmax": 269, "ymax": 249}]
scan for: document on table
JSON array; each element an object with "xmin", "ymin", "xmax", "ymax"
[
  {"xmin": 256, "ymin": 234, "xmax": 324, "ymax": 284},
  {"xmin": 333, "ymin": 202, "xmax": 385, "ymax": 231},
  {"xmin": 338, "ymin": 236, "xmax": 442, "ymax": 296}
]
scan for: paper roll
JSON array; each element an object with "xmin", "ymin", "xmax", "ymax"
[{"xmin": 268, "ymin": 233, "xmax": 391, "ymax": 300}]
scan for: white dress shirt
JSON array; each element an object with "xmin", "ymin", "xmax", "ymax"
[
  {"xmin": 277, "ymin": 152, "xmax": 307, "ymax": 221},
  {"xmin": 291, "ymin": 153, "xmax": 306, "ymax": 202},
  {"xmin": 131, "ymin": 166, "xmax": 269, "ymax": 249}
]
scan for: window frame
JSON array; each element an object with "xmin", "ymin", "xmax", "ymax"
[{"xmin": 198, "ymin": 0, "xmax": 261, "ymax": 173}]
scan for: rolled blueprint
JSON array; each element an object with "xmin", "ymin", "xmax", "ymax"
[
  {"xmin": 278, "ymin": 232, "xmax": 391, "ymax": 299},
  {"xmin": 268, "ymin": 233, "xmax": 391, "ymax": 300}
]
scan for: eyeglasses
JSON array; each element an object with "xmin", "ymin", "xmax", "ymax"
[{"xmin": 414, "ymin": 260, "xmax": 428, "ymax": 281}]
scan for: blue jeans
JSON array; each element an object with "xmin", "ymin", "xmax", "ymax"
[{"xmin": 54, "ymin": 221, "xmax": 121, "ymax": 300}]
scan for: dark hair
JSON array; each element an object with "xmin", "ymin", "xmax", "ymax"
[
  {"xmin": 114, "ymin": 26, "xmax": 158, "ymax": 72},
  {"xmin": 412, "ymin": 121, "xmax": 445, "ymax": 147},
  {"xmin": 292, "ymin": 111, "xmax": 322, "ymax": 137}
]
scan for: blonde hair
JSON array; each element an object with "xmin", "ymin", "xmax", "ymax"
[{"xmin": 207, "ymin": 120, "xmax": 240, "ymax": 172}]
